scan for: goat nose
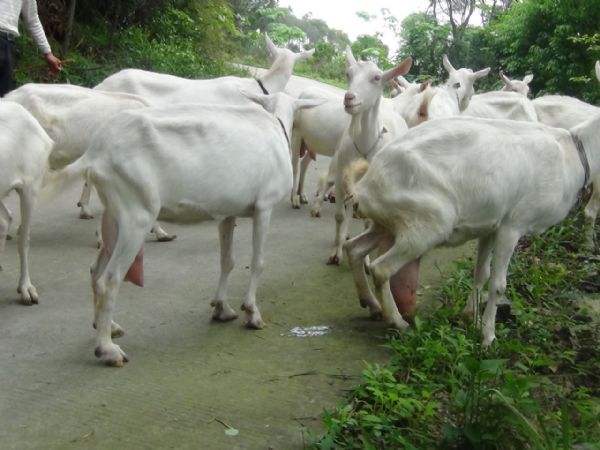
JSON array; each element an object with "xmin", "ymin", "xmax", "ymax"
[{"xmin": 344, "ymin": 92, "xmax": 355, "ymax": 102}]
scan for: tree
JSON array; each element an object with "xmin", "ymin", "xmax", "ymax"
[
  {"xmin": 428, "ymin": 0, "xmax": 477, "ymax": 43},
  {"xmin": 351, "ymin": 34, "xmax": 390, "ymax": 68},
  {"xmin": 397, "ymin": 13, "xmax": 450, "ymax": 80}
]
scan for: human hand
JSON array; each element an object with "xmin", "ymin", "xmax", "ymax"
[{"xmin": 44, "ymin": 52, "xmax": 63, "ymax": 74}]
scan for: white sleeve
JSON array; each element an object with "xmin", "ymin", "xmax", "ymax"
[{"xmin": 21, "ymin": 0, "xmax": 52, "ymax": 54}]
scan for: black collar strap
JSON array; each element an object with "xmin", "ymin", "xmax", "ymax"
[
  {"xmin": 353, "ymin": 127, "xmax": 388, "ymax": 157},
  {"xmin": 256, "ymin": 78, "xmax": 269, "ymax": 95},
  {"xmin": 276, "ymin": 117, "xmax": 290, "ymax": 147},
  {"xmin": 571, "ymin": 132, "xmax": 590, "ymax": 189}
]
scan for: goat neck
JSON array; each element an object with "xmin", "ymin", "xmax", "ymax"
[
  {"xmin": 259, "ymin": 57, "xmax": 293, "ymax": 94},
  {"xmin": 349, "ymin": 96, "xmax": 384, "ymax": 159},
  {"xmin": 573, "ymin": 114, "xmax": 600, "ymax": 179}
]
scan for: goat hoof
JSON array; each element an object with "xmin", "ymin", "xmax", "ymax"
[
  {"xmin": 326, "ymin": 255, "xmax": 340, "ymax": 265},
  {"xmin": 79, "ymin": 212, "xmax": 94, "ymax": 220},
  {"xmin": 94, "ymin": 344, "xmax": 128, "ymax": 367},
  {"xmin": 211, "ymin": 301, "xmax": 238, "ymax": 322},
  {"xmin": 300, "ymin": 194, "xmax": 308, "ymax": 204},
  {"xmin": 156, "ymin": 233, "xmax": 177, "ymax": 243},
  {"xmin": 245, "ymin": 317, "xmax": 265, "ymax": 330},
  {"xmin": 241, "ymin": 304, "xmax": 264, "ymax": 329},
  {"xmin": 328, "ymin": 195, "xmax": 336, "ymax": 204},
  {"xmin": 18, "ymin": 283, "xmax": 39, "ymax": 305},
  {"xmin": 310, "ymin": 209, "xmax": 321, "ymax": 218},
  {"xmin": 386, "ymin": 316, "xmax": 410, "ymax": 331}
]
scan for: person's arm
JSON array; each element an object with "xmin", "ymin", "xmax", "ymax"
[{"xmin": 20, "ymin": 0, "xmax": 62, "ymax": 74}]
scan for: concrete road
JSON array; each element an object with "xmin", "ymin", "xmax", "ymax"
[
  {"xmin": 0, "ymin": 158, "xmax": 470, "ymax": 449},
  {"xmin": 0, "ymin": 72, "xmax": 471, "ymax": 449}
]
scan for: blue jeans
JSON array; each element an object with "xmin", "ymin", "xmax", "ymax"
[{"xmin": 0, "ymin": 33, "xmax": 15, "ymax": 97}]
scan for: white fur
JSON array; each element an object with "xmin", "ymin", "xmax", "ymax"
[
  {"xmin": 326, "ymin": 49, "xmax": 411, "ymax": 265},
  {"xmin": 394, "ymin": 55, "xmax": 489, "ymax": 126},
  {"xmin": 5, "ymin": 84, "xmax": 176, "ymax": 243},
  {"xmin": 463, "ymin": 91, "xmax": 538, "ymax": 122},
  {"xmin": 51, "ymin": 92, "xmax": 323, "ymax": 366},
  {"xmin": 94, "ymin": 35, "xmax": 313, "ymax": 106},
  {"xmin": 346, "ymin": 114, "xmax": 600, "ymax": 345},
  {"xmin": 290, "ymin": 64, "xmax": 420, "ymax": 211},
  {"xmin": 533, "ymin": 92, "xmax": 600, "ymax": 248},
  {"xmin": 500, "ymin": 71, "xmax": 533, "ymax": 96},
  {"xmin": 0, "ymin": 101, "xmax": 54, "ymax": 305},
  {"xmin": 289, "ymin": 87, "xmax": 345, "ymax": 209}
]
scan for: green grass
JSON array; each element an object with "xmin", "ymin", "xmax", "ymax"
[{"xmin": 315, "ymin": 212, "xmax": 600, "ymax": 449}]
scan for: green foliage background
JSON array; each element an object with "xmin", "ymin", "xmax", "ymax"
[{"xmin": 15, "ymin": 0, "xmax": 600, "ymax": 102}]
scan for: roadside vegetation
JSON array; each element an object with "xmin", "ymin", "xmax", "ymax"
[{"xmin": 315, "ymin": 211, "xmax": 600, "ymax": 449}]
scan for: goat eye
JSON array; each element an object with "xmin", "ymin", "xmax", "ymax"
[
  {"xmin": 453, "ymin": 82, "xmax": 460, "ymax": 89},
  {"xmin": 346, "ymin": 71, "xmax": 351, "ymax": 80},
  {"xmin": 373, "ymin": 74, "xmax": 381, "ymax": 82}
]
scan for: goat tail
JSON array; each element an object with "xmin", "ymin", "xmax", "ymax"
[
  {"xmin": 343, "ymin": 158, "xmax": 370, "ymax": 200},
  {"xmin": 40, "ymin": 155, "xmax": 90, "ymax": 202}
]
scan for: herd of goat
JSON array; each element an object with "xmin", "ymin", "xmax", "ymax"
[{"xmin": 1, "ymin": 35, "xmax": 599, "ymax": 366}]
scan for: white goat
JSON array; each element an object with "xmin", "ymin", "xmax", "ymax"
[
  {"xmin": 463, "ymin": 91, "xmax": 538, "ymax": 122},
  {"xmin": 429, "ymin": 55, "xmax": 490, "ymax": 116},
  {"xmin": 95, "ymin": 34, "xmax": 313, "ymax": 105},
  {"xmin": 289, "ymin": 87, "xmax": 343, "ymax": 209},
  {"xmin": 393, "ymin": 55, "xmax": 489, "ymax": 127},
  {"xmin": 326, "ymin": 49, "xmax": 412, "ymax": 265},
  {"xmin": 5, "ymin": 84, "xmax": 176, "ymax": 243},
  {"xmin": 345, "ymin": 103, "xmax": 600, "ymax": 345},
  {"xmin": 500, "ymin": 71, "xmax": 534, "ymax": 96},
  {"xmin": 301, "ymin": 55, "xmax": 486, "ymax": 215},
  {"xmin": 0, "ymin": 101, "xmax": 54, "ymax": 304},
  {"xmin": 48, "ymin": 92, "xmax": 323, "ymax": 366},
  {"xmin": 291, "ymin": 71, "xmax": 427, "ymax": 211},
  {"xmin": 532, "ymin": 64, "xmax": 600, "ymax": 248},
  {"xmin": 307, "ymin": 78, "xmax": 431, "ymax": 217}
]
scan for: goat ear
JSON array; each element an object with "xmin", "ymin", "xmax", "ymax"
[
  {"xmin": 473, "ymin": 67, "xmax": 490, "ymax": 79},
  {"xmin": 523, "ymin": 74, "xmax": 534, "ymax": 84},
  {"xmin": 297, "ymin": 47, "xmax": 315, "ymax": 61},
  {"xmin": 382, "ymin": 57, "xmax": 412, "ymax": 82},
  {"xmin": 442, "ymin": 54, "xmax": 456, "ymax": 74},
  {"xmin": 294, "ymin": 97, "xmax": 327, "ymax": 111},
  {"xmin": 265, "ymin": 34, "xmax": 278, "ymax": 60},
  {"xmin": 595, "ymin": 61, "xmax": 600, "ymax": 83},
  {"xmin": 345, "ymin": 46, "xmax": 357, "ymax": 67},
  {"xmin": 500, "ymin": 70, "xmax": 512, "ymax": 86}
]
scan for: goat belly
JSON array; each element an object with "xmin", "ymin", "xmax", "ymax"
[{"xmin": 101, "ymin": 212, "xmax": 144, "ymax": 287}]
